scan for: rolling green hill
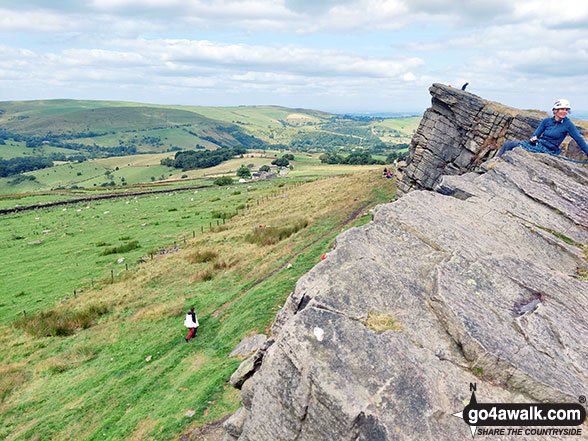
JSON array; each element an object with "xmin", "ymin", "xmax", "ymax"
[{"xmin": 0, "ymin": 100, "xmax": 419, "ymax": 156}]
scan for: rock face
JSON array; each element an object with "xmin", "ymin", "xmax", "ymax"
[
  {"xmin": 397, "ymin": 83, "xmax": 587, "ymax": 194},
  {"xmin": 224, "ymin": 87, "xmax": 588, "ymax": 441}
]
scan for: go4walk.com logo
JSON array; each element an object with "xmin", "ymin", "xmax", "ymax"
[{"xmin": 452, "ymin": 383, "xmax": 586, "ymax": 438}]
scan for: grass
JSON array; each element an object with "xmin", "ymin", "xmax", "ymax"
[
  {"xmin": 364, "ymin": 311, "xmax": 402, "ymax": 333},
  {"xmin": 0, "ymin": 169, "xmax": 397, "ymax": 441},
  {"xmin": 99, "ymin": 241, "xmax": 140, "ymax": 256},
  {"xmin": 535, "ymin": 225, "xmax": 576, "ymax": 246},
  {"xmin": 12, "ymin": 303, "xmax": 109, "ymax": 337},
  {"xmin": 245, "ymin": 218, "xmax": 309, "ymax": 245}
]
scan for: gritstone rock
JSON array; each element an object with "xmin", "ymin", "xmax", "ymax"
[
  {"xmin": 225, "ymin": 86, "xmax": 588, "ymax": 441},
  {"xmin": 397, "ymin": 83, "xmax": 588, "ymax": 194}
]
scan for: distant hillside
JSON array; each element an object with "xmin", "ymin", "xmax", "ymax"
[{"xmin": 0, "ymin": 100, "xmax": 418, "ymax": 157}]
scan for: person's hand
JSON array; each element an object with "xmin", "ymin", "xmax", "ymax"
[{"xmin": 530, "ymin": 136, "xmax": 537, "ymax": 142}]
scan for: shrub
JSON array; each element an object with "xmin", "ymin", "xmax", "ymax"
[
  {"xmin": 211, "ymin": 210, "xmax": 235, "ymax": 220},
  {"xmin": 99, "ymin": 240, "xmax": 139, "ymax": 256},
  {"xmin": 232, "ymin": 191, "xmax": 241, "ymax": 195},
  {"xmin": 213, "ymin": 261, "xmax": 228, "ymax": 270},
  {"xmin": 259, "ymin": 165, "xmax": 270, "ymax": 172},
  {"xmin": 245, "ymin": 219, "xmax": 309, "ymax": 246},
  {"xmin": 13, "ymin": 303, "xmax": 109, "ymax": 337},
  {"xmin": 168, "ymin": 208, "xmax": 178, "ymax": 212},
  {"xmin": 192, "ymin": 268, "xmax": 215, "ymax": 282},
  {"xmin": 214, "ymin": 176, "xmax": 233, "ymax": 186},
  {"xmin": 118, "ymin": 236, "xmax": 131, "ymax": 241},
  {"xmin": 95, "ymin": 241, "xmax": 108, "ymax": 247},
  {"xmin": 186, "ymin": 250, "xmax": 218, "ymax": 264}
]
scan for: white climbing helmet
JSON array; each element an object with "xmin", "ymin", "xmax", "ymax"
[{"xmin": 552, "ymin": 98, "xmax": 571, "ymax": 110}]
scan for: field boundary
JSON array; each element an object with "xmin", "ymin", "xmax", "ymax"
[{"xmin": 0, "ymin": 184, "xmax": 213, "ymax": 215}]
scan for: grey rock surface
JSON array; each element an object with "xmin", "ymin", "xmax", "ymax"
[
  {"xmin": 224, "ymin": 407, "xmax": 249, "ymax": 438},
  {"xmin": 230, "ymin": 334, "xmax": 267, "ymax": 358},
  {"xmin": 398, "ymin": 83, "xmax": 587, "ymax": 194},
  {"xmin": 225, "ymin": 89, "xmax": 588, "ymax": 441}
]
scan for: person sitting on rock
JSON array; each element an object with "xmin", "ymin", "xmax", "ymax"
[
  {"xmin": 497, "ymin": 99, "xmax": 588, "ymax": 160},
  {"xmin": 184, "ymin": 307, "xmax": 199, "ymax": 342}
]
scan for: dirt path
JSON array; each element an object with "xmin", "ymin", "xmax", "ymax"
[{"xmin": 178, "ymin": 415, "xmax": 230, "ymax": 441}]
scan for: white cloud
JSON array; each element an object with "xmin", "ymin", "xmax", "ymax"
[
  {"xmin": 0, "ymin": 8, "xmax": 74, "ymax": 31},
  {"xmin": 2, "ymin": 1, "xmax": 588, "ymax": 111}
]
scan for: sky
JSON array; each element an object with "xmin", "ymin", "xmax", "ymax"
[{"xmin": 1, "ymin": 0, "xmax": 588, "ymax": 114}]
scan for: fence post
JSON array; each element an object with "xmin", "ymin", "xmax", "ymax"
[
  {"xmin": 201, "ymin": 226, "xmax": 204, "ymax": 233},
  {"xmin": 23, "ymin": 310, "xmax": 26, "ymax": 317},
  {"xmin": 193, "ymin": 230, "xmax": 195, "ymax": 238},
  {"xmin": 74, "ymin": 289, "xmax": 77, "ymax": 298},
  {"xmin": 91, "ymin": 278, "xmax": 94, "ymax": 288},
  {"xmin": 111, "ymin": 270, "xmax": 114, "ymax": 284},
  {"xmin": 125, "ymin": 263, "xmax": 128, "ymax": 271}
]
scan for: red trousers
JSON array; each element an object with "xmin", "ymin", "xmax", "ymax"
[{"xmin": 186, "ymin": 328, "xmax": 197, "ymax": 341}]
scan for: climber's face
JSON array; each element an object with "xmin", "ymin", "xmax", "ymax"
[{"xmin": 553, "ymin": 108, "xmax": 569, "ymax": 120}]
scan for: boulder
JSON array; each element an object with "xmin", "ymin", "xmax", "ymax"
[
  {"xmin": 229, "ymin": 334, "xmax": 267, "ymax": 358},
  {"xmin": 225, "ymin": 87, "xmax": 588, "ymax": 441},
  {"xmin": 398, "ymin": 83, "xmax": 587, "ymax": 194}
]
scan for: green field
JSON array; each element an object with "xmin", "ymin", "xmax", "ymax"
[
  {"xmin": 0, "ymin": 140, "xmax": 75, "ymax": 160},
  {"xmin": 0, "ymin": 169, "xmax": 397, "ymax": 441}
]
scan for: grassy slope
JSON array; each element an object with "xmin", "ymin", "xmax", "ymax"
[
  {"xmin": 0, "ymin": 170, "xmax": 396, "ymax": 441},
  {"xmin": 0, "ymin": 140, "xmax": 74, "ymax": 160}
]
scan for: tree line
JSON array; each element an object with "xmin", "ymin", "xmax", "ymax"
[
  {"xmin": 161, "ymin": 146, "xmax": 248, "ymax": 170},
  {"xmin": 0, "ymin": 156, "xmax": 53, "ymax": 177},
  {"xmin": 319, "ymin": 150, "xmax": 408, "ymax": 165}
]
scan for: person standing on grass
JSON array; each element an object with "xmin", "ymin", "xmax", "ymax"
[{"xmin": 184, "ymin": 307, "xmax": 199, "ymax": 342}]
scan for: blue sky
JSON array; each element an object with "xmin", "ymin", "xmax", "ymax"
[{"xmin": 1, "ymin": 0, "xmax": 588, "ymax": 114}]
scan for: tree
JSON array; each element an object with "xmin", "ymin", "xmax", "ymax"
[
  {"xmin": 214, "ymin": 176, "xmax": 234, "ymax": 186},
  {"xmin": 237, "ymin": 165, "xmax": 252, "ymax": 179},
  {"xmin": 259, "ymin": 165, "xmax": 270, "ymax": 172},
  {"xmin": 271, "ymin": 157, "xmax": 289, "ymax": 167}
]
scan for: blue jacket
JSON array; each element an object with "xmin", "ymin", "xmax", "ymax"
[{"xmin": 533, "ymin": 116, "xmax": 588, "ymax": 155}]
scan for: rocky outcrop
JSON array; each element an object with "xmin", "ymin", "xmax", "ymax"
[
  {"xmin": 397, "ymin": 83, "xmax": 587, "ymax": 194},
  {"xmin": 224, "ymin": 88, "xmax": 588, "ymax": 441}
]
